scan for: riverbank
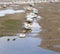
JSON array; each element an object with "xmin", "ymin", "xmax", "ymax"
[
  {"xmin": 0, "ymin": 2, "xmax": 60, "ymax": 35},
  {"xmin": 37, "ymin": 3, "xmax": 60, "ymax": 52},
  {"xmin": 0, "ymin": 12, "xmax": 26, "ymax": 36}
]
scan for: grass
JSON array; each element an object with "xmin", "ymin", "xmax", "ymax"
[
  {"xmin": 0, "ymin": 13, "xmax": 23, "ymax": 36},
  {"xmin": 0, "ymin": 19, "xmax": 22, "ymax": 36},
  {"xmin": 2, "ymin": 19, "xmax": 21, "ymax": 30}
]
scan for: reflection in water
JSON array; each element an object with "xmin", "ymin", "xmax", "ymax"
[
  {"xmin": 7, "ymin": 38, "xmax": 10, "ymax": 41},
  {"xmin": 7, "ymin": 38, "xmax": 16, "ymax": 41},
  {"xmin": 26, "ymin": 21, "xmax": 42, "ymax": 37},
  {"xmin": 12, "ymin": 38, "xmax": 16, "ymax": 41},
  {"xmin": 0, "ymin": 36, "xmax": 59, "ymax": 54}
]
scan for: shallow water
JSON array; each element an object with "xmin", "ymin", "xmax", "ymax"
[
  {"xmin": 27, "ymin": 21, "xmax": 42, "ymax": 37},
  {"xmin": 0, "ymin": 36, "xmax": 59, "ymax": 54},
  {"xmin": 0, "ymin": 22, "xmax": 59, "ymax": 54},
  {"xmin": 0, "ymin": 9, "xmax": 25, "ymax": 17}
]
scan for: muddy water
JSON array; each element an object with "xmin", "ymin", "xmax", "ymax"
[{"xmin": 0, "ymin": 21, "xmax": 59, "ymax": 54}]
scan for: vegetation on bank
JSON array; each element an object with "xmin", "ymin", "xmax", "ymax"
[{"xmin": 0, "ymin": 14, "xmax": 23, "ymax": 36}]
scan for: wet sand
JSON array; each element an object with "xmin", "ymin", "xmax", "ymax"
[{"xmin": 36, "ymin": 2, "xmax": 60, "ymax": 52}]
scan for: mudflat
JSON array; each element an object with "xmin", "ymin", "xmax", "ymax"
[
  {"xmin": 0, "ymin": 2, "xmax": 60, "ymax": 52},
  {"xmin": 37, "ymin": 2, "xmax": 60, "ymax": 52}
]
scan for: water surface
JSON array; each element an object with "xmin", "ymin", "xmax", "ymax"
[
  {"xmin": 0, "ymin": 36, "xmax": 59, "ymax": 54},
  {"xmin": 0, "ymin": 9, "xmax": 25, "ymax": 17}
]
